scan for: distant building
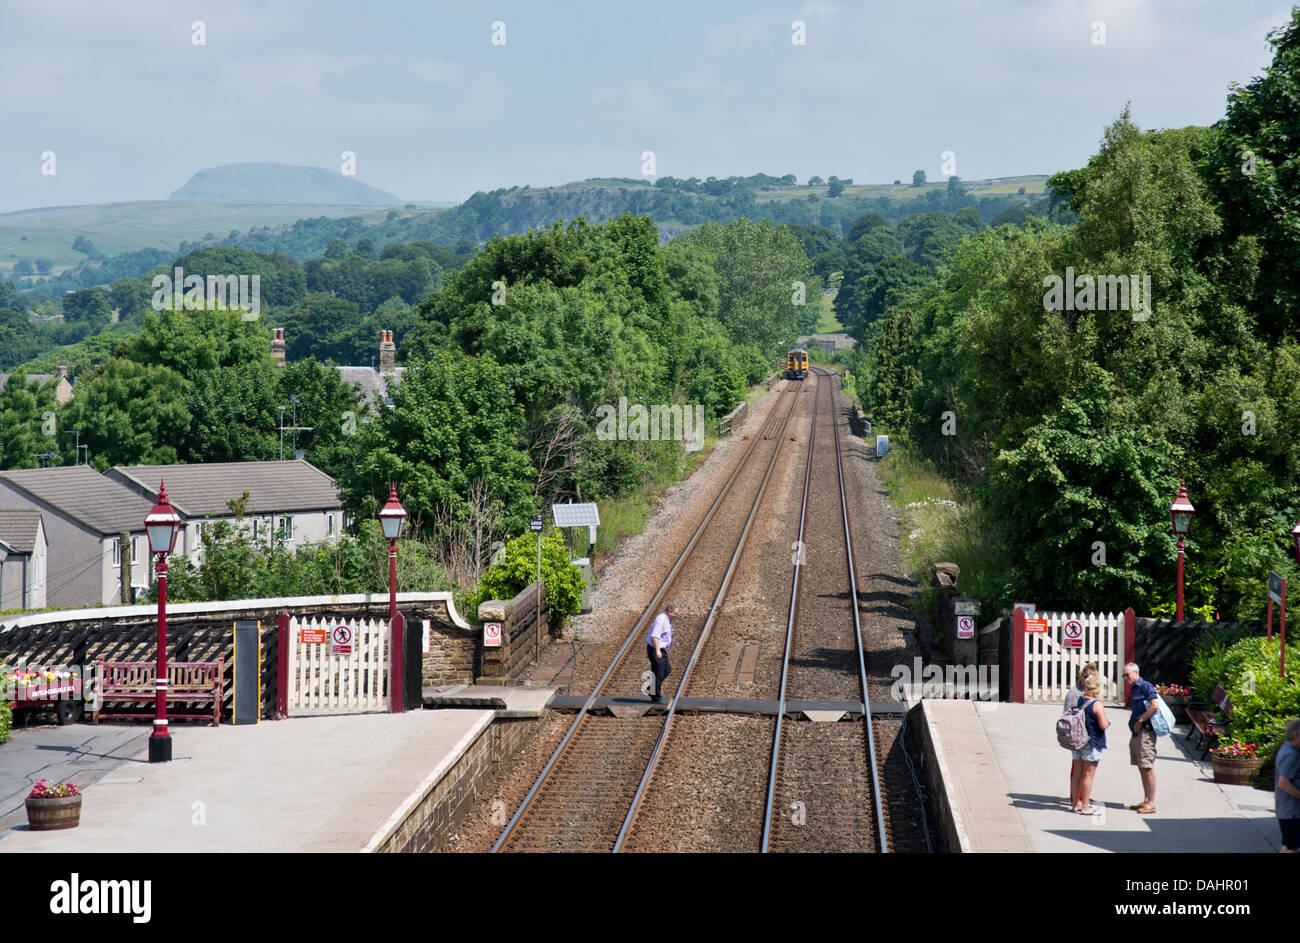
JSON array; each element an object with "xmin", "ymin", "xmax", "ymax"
[
  {"xmin": 107, "ymin": 460, "xmax": 344, "ymax": 560},
  {"xmin": 0, "ymin": 360, "xmax": 75, "ymax": 405},
  {"xmin": 0, "ymin": 466, "xmax": 153, "ymax": 607},
  {"xmin": 0, "ymin": 510, "xmax": 47, "ymax": 610},
  {"xmin": 795, "ymin": 333, "xmax": 857, "ymax": 354},
  {"xmin": 270, "ymin": 328, "xmax": 405, "ymax": 410}
]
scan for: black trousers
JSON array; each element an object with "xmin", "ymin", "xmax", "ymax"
[{"xmin": 647, "ymin": 643, "xmax": 671, "ymax": 697}]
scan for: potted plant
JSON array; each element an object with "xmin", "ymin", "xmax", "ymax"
[
  {"xmin": 1156, "ymin": 683, "xmax": 1191, "ymax": 722},
  {"xmin": 25, "ymin": 780, "xmax": 81, "ymax": 830},
  {"xmin": 1210, "ymin": 740, "xmax": 1261, "ymax": 786}
]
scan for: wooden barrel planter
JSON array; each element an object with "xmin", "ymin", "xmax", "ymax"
[
  {"xmin": 26, "ymin": 795, "xmax": 82, "ymax": 830},
  {"xmin": 1211, "ymin": 754, "xmax": 1262, "ymax": 786}
]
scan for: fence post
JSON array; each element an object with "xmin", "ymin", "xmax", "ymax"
[
  {"xmin": 276, "ymin": 611, "xmax": 290, "ymax": 719},
  {"xmin": 1011, "ymin": 608, "xmax": 1026, "ymax": 703},
  {"xmin": 1123, "ymin": 607, "xmax": 1136, "ymax": 705},
  {"xmin": 390, "ymin": 611, "xmax": 405, "ymax": 713}
]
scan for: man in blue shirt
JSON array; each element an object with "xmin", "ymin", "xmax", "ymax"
[
  {"xmin": 1276, "ymin": 719, "xmax": 1300, "ymax": 852},
  {"xmin": 1123, "ymin": 662, "xmax": 1160, "ymax": 814},
  {"xmin": 646, "ymin": 603, "xmax": 677, "ymax": 704}
]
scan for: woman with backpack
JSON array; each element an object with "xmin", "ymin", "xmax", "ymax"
[
  {"xmin": 1069, "ymin": 673, "xmax": 1110, "ymax": 814},
  {"xmin": 1065, "ymin": 663, "xmax": 1098, "ymax": 807}
]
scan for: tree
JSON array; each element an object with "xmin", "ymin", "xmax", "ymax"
[
  {"xmin": 808, "ymin": 176, "xmax": 824, "ymax": 187},
  {"xmin": 58, "ymin": 358, "xmax": 192, "ymax": 468},
  {"xmin": 912, "ymin": 170, "xmax": 927, "ymax": 188},
  {"xmin": 13, "ymin": 260, "xmax": 33, "ymax": 276},
  {"xmin": 34, "ymin": 259, "xmax": 53, "ymax": 274},
  {"xmin": 0, "ymin": 370, "xmax": 56, "ymax": 469},
  {"xmin": 827, "ymin": 176, "xmax": 846, "ymax": 198},
  {"xmin": 62, "ymin": 287, "xmax": 112, "ymax": 331},
  {"xmin": 71, "ymin": 236, "xmax": 97, "ymax": 257}
]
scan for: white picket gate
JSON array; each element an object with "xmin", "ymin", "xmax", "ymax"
[
  {"xmin": 1015, "ymin": 609, "xmax": 1132, "ymax": 705},
  {"xmin": 285, "ymin": 615, "xmax": 389, "ymax": 715}
]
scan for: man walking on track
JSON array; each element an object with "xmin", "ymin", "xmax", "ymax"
[{"xmin": 647, "ymin": 603, "xmax": 677, "ymax": 704}]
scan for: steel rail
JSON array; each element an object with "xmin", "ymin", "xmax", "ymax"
[
  {"xmin": 760, "ymin": 370, "xmax": 820, "ymax": 851},
  {"xmin": 612, "ymin": 373, "xmax": 804, "ymax": 852},
  {"xmin": 822, "ymin": 366, "xmax": 889, "ymax": 852},
  {"xmin": 491, "ymin": 381, "xmax": 802, "ymax": 853}
]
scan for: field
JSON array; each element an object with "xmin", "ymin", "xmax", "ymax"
[
  {"xmin": 750, "ymin": 174, "xmax": 1048, "ymax": 204},
  {"xmin": 0, "ymin": 201, "xmax": 434, "ymax": 273}
]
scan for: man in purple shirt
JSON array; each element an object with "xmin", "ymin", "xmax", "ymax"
[{"xmin": 646, "ymin": 603, "xmax": 677, "ymax": 703}]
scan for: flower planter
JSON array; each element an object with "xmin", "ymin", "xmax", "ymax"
[
  {"xmin": 25, "ymin": 794, "xmax": 82, "ymax": 830},
  {"xmin": 1211, "ymin": 754, "xmax": 1262, "ymax": 786},
  {"xmin": 1162, "ymin": 695, "xmax": 1189, "ymax": 722}
]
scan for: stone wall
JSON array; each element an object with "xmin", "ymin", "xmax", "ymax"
[
  {"xmin": 374, "ymin": 715, "xmax": 540, "ymax": 853},
  {"xmin": 475, "ymin": 581, "xmax": 551, "ymax": 683}
]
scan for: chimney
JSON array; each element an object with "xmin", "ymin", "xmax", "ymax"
[
  {"xmin": 379, "ymin": 329, "xmax": 396, "ymax": 374},
  {"xmin": 271, "ymin": 327, "xmax": 286, "ymax": 367},
  {"xmin": 57, "ymin": 360, "xmax": 68, "ymax": 380}
]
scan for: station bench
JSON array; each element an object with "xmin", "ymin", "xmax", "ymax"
[
  {"xmin": 93, "ymin": 659, "xmax": 224, "ymax": 726},
  {"xmin": 1186, "ymin": 683, "xmax": 1233, "ymax": 758}
]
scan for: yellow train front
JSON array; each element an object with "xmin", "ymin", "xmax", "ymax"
[{"xmin": 784, "ymin": 348, "xmax": 809, "ymax": 380}]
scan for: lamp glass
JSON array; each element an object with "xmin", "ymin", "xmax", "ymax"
[{"xmin": 381, "ymin": 514, "xmax": 403, "ymax": 540}]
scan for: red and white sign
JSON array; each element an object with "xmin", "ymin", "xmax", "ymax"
[
  {"xmin": 1063, "ymin": 619, "xmax": 1084, "ymax": 649},
  {"xmin": 422, "ymin": 618, "xmax": 431, "ymax": 655},
  {"xmin": 301, "ymin": 627, "xmax": 326, "ymax": 644},
  {"xmin": 484, "ymin": 622, "xmax": 502, "ymax": 648},
  {"xmin": 957, "ymin": 615, "xmax": 975, "ymax": 639},
  {"xmin": 1024, "ymin": 618, "xmax": 1049, "ymax": 634},
  {"xmin": 331, "ymin": 624, "xmax": 354, "ymax": 655}
]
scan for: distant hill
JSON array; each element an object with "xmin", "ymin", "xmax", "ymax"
[{"xmin": 169, "ymin": 163, "xmax": 403, "ymax": 205}]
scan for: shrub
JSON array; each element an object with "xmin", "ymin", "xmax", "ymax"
[
  {"xmin": 0, "ymin": 698, "xmax": 10, "ymax": 744},
  {"xmin": 465, "ymin": 533, "xmax": 585, "ymax": 624},
  {"xmin": 1190, "ymin": 633, "xmax": 1300, "ymax": 783}
]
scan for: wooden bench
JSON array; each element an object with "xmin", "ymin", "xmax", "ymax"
[
  {"xmin": 1187, "ymin": 683, "xmax": 1233, "ymax": 758},
  {"xmin": 93, "ymin": 659, "xmax": 224, "ymax": 726}
]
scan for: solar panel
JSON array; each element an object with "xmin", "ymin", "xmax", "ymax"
[{"xmin": 552, "ymin": 502, "xmax": 600, "ymax": 528}]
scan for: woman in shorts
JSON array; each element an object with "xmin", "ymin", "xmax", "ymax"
[
  {"xmin": 1070, "ymin": 673, "xmax": 1110, "ymax": 814},
  {"xmin": 1065, "ymin": 662, "xmax": 1098, "ymax": 806}
]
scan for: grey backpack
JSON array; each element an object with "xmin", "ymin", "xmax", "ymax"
[{"xmin": 1057, "ymin": 698, "xmax": 1093, "ymax": 750}]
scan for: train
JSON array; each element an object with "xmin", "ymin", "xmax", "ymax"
[{"xmin": 783, "ymin": 348, "xmax": 809, "ymax": 380}]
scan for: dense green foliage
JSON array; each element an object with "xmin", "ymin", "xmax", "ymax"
[
  {"xmin": 853, "ymin": 9, "xmax": 1300, "ymax": 620},
  {"xmin": 465, "ymin": 533, "xmax": 586, "ymax": 622}
]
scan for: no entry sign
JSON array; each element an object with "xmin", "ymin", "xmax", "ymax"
[
  {"xmin": 331, "ymin": 624, "xmax": 353, "ymax": 655},
  {"xmin": 484, "ymin": 622, "xmax": 502, "ymax": 648},
  {"xmin": 1063, "ymin": 619, "xmax": 1084, "ymax": 649},
  {"xmin": 957, "ymin": 615, "xmax": 975, "ymax": 639}
]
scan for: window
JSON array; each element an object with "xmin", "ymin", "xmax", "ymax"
[
  {"xmin": 112, "ymin": 538, "xmax": 120, "ymax": 567},
  {"xmin": 327, "ymin": 513, "xmax": 335, "ymax": 536},
  {"xmin": 278, "ymin": 516, "xmax": 293, "ymax": 541}
]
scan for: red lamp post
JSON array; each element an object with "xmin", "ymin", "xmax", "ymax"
[
  {"xmin": 1169, "ymin": 479, "xmax": 1195, "ymax": 622},
  {"xmin": 1292, "ymin": 520, "xmax": 1300, "ymax": 566},
  {"xmin": 378, "ymin": 484, "xmax": 407, "ymax": 713},
  {"xmin": 144, "ymin": 481, "xmax": 183, "ymax": 762}
]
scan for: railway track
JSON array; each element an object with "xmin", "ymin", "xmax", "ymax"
[
  {"xmin": 763, "ymin": 367, "xmax": 887, "ymax": 852},
  {"xmin": 491, "ymin": 380, "xmax": 806, "ymax": 852}
]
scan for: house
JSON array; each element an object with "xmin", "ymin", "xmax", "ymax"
[
  {"xmin": 106, "ymin": 460, "xmax": 344, "ymax": 559},
  {"xmin": 272, "ymin": 327, "xmax": 405, "ymax": 410},
  {"xmin": 795, "ymin": 333, "xmax": 857, "ymax": 354},
  {"xmin": 0, "ymin": 466, "xmax": 154, "ymax": 607},
  {"xmin": 0, "ymin": 360, "xmax": 75, "ymax": 405},
  {"xmin": 0, "ymin": 510, "xmax": 47, "ymax": 610}
]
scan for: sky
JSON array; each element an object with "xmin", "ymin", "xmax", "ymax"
[{"xmin": 0, "ymin": 0, "xmax": 1292, "ymax": 213}]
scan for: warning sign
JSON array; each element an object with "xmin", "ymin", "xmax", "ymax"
[
  {"xmin": 302, "ymin": 627, "xmax": 326, "ymax": 644},
  {"xmin": 1024, "ymin": 618, "xmax": 1049, "ymax": 634},
  {"xmin": 1063, "ymin": 619, "xmax": 1084, "ymax": 649},
  {"xmin": 331, "ymin": 624, "xmax": 353, "ymax": 655},
  {"xmin": 484, "ymin": 622, "xmax": 502, "ymax": 648},
  {"xmin": 957, "ymin": 615, "xmax": 975, "ymax": 639}
]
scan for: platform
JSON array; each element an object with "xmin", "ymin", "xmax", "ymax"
[
  {"xmin": 920, "ymin": 700, "xmax": 1280, "ymax": 853},
  {"xmin": 1, "ymin": 685, "xmax": 558, "ymax": 853}
]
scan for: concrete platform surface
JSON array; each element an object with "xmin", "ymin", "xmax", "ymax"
[
  {"xmin": 974, "ymin": 702, "xmax": 1279, "ymax": 852},
  {"xmin": 0, "ymin": 708, "xmax": 485, "ymax": 853}
]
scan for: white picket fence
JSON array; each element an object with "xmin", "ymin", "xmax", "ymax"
[
  {"xmin": 1018, "ymin": 610, "xmax": 1130, "ymax": 705},
  {"xmin": 285, "ymin": 615, "xmax": 389, "ymax": 715}
]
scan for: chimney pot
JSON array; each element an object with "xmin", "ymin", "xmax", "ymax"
[
  {"xmin": 271, "ymin": 327, "xmax": 286, "ymax": 367},
  {"xmin": 379, "ymin": 328, "xmax": 396, "ymax": 374}
]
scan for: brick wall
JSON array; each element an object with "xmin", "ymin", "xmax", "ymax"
[
  {"xmin": 375, "ymin": 715, "xmax": 540, "ymax": 853},
  {"xmin": 475, "ymin": 581, "xmax": 551, "ymax": 683}
]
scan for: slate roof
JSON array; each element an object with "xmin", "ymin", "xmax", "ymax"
[
  {"xmin": 0, "ymin": 466, "xmax": 153, "ymax": 536},
  {"xmin": 338, "ymin": 366, "xmax": 405, "ymax": 408},
  {"xmin": 0, "ymin": 373, "xmax": 55, "ymax": 389},
  {"xmin": 0, "ymin": 510, "xmax": 42, "ymax": 553},
  {"xmin": 108, "ymin": 460, "xmax": 341, "ymax": 518}
]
